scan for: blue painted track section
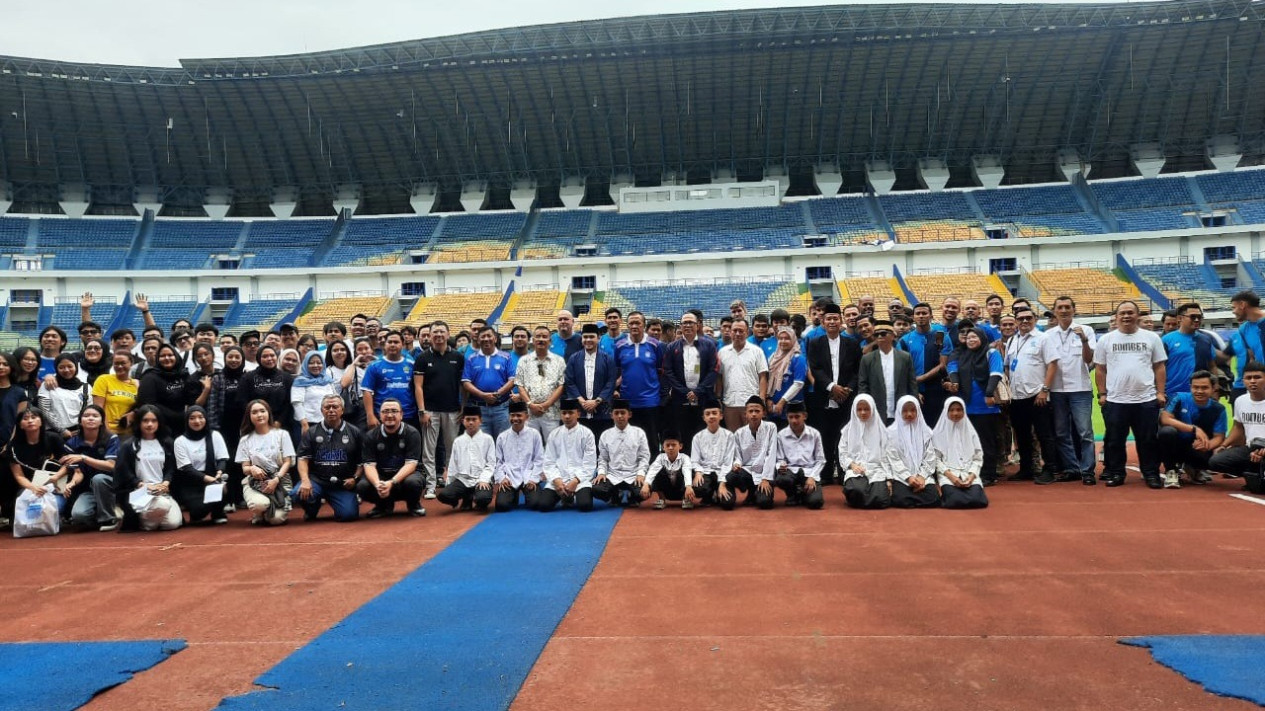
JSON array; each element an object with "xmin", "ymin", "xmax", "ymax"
[
  {"xmin": 1122, "ymin": 635, "xmax": 1265, "ymax": 706},
  {"xmin": 0, "ymin": 639, "xmax": 185, "ymax": 711},
  {"xmin": 219, "ymin": 508, "xmax": 622, "ymax": 710}
]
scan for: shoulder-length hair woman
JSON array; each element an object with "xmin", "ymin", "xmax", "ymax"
[{"xmin": 234, "ymin": 399, "xmax": 294, "ymax": 526}]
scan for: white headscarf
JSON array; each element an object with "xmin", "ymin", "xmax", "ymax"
[
  {"xmin": 838, "ymin": 393, "xmax": 888, "ymax": 462},
  {"xmin": 887, "ymin": 395, "xmax": 933, "ymax": 474},
  {"xmin": 930, "ymin": 396, "xmax": 981, "ymax": 470}
]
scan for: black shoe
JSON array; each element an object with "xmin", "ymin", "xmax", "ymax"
[
  {"xmin": 1144, "ymin": 476, "xmax": 1163, "ymax": 489},
  {"xmin": 1053, "ymin": 471, "xmax": 1081, "ymax": 483},
  {"xmin": 409, "ymin": 507, "xmax": 427, "ymax": 518},
  {"xmin": 1081, "ymin": 473, "xmax": 1097, "ymax": 486},
  {"xmin": 460, "ymin": 499, "xmax": 474, "ymax": 511},
  {"xmin": 1007, "ymin": 471, "xmax": 1035, "ymax": 482},
  {"xmin": 981, "ymin": 477, "xmax": 998, "ymax": 488},
  {"xmin": 1034, "ymin": 471, "xmax": 1055, "ymax": 485},
  {"xmin": 1104, "ymin": 475, "xmax": 1125, "ymax": 487},
  {"xmin": 366, "ymin": 507, "xmax": 391, "ymax": 519},
  {"xmin": 785, "ymin": 494, "xmax": 802, "ymax": 507},
  {"xmin": 303, "ymin": 511, "xmax": 318, "ymax": 522}
]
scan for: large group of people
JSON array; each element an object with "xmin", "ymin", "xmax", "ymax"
[{"xmin": 3, "ymin": 285, "xmax": 1264, "ymax": 536}]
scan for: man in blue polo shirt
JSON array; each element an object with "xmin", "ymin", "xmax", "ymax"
[
  {"xmin": 1157, "ymin": 370, "xmax": 1226, "ymax": 488},
  {"xmin": 899, "ymin": 302, "xmax": 950, "ymax": 425},
  {"xmin": 361, "ymin": 330, "xmax": 418, "ymax": 429},
  {"xmin": 1162, "ymin": 303, "xmax": 1224, "ymax": 396},
  {"xmin": 462, "ymin": 327, "xmax": 515, "ymax": 438},
  {"xmin": 614, "ymin": 311, "xmax": 664, "ymax": 455},
  {"xmin": 550, "ymin": 309, "xmax": 583, "ymax": 359}
]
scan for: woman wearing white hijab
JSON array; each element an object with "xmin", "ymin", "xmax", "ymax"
[
  {"xmin": 931, "ymin": 397, "xmax": 989, "ymax": 509},
  {"xmin": 837, "ymin": 393, "xmax": 903, "ymax": 509},
  {"xmin": 887, "ymin": 395, "xmax": 941, "ymax": 508}
]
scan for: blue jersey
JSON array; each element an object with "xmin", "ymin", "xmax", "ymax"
[
  {"xmin": 361, "ymin": 356, "xmax": 417, "ymax": 417},
  {"xmin": 614, "ymin": 337, "xmax": 663, "ymax": 408},
  {"xmin": 946, "ymin": 349, "xmax": 1004, "ymax": 415},
  {"xmin": 550, "ymin": 332, "xmax": 582, "ymax": 359},
  {"xmin": 462, "ymin": 350, "xmax": 514, "ymax": 405},
  {"xmin": 599, "ymin": 333, "xmax": 625, "ymax": 359},
  {"xmin": 1161, "ymin": 330, "xmax": 1218, "ymax": 395},
  {"xmin": 38, "ymin": 355, "xmax": 57, "ymax": 380},
  {"xmin": 899, "ymin": 326, "xmax": 948, "ymax": 389},
  {"xmin": 750, "ymin": 335, "xmax": 779, "ymax": 361},
  {"xmin": 1164, "ymin": 392, "xmax": 1227, "ymax": 439},
  {"xmin": 770, "ymin": 353, "xmax": 807, "ymax": 405},
  {"xmin": 1239, "ymin": 318, "xmax": 1265, "ymax": 371},
  {"xmin": 1225, "ymin": 330, "xmax": 1248, "ymax": 389}
]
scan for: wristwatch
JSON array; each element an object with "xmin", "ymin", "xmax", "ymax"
[{"xmin": 1040, "ymin": 386, "xmax": 1050, "ymax": 393}]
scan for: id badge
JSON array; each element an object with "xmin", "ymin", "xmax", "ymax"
[{"xmin": 692, "ymin": 363, "xmax": 701, "ymax": 375}]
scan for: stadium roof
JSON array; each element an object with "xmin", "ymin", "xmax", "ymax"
[{"xmin": 2, "ymin": 0, "xmax": 1264, "ymax": 196}]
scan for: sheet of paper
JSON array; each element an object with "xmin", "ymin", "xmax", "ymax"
[
  {"xmin": 129, "ymin": 488, "xmax": 153, "ymax": 510},
  {"xmin": 203, "ymin": 483, "xmax": 224, "ymax": 504}
]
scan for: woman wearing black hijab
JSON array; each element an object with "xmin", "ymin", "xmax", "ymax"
[
  {"xmin": 78, "ymin": 338, "xmax": 112, "ymax": 386},
  {"xmin": 946, "ymin": 326, "xmax": 1005, "ymax": 486},
  {"xmin": 136, "ymin": 343, "xmax": 201, "ymax": 436},
  {"xmin": 208, "ymin": 346, "xmax": 249, "ymax": 511},
  {"xmin": 173, "ymin": 406, "xmax": 229, "ymax": 525},
  {"xmin": 238, "ymin": 345, "xmax": 295, "ymax": 432}
]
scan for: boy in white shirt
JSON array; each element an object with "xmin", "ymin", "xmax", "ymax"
[
  {"xmin": 538, "ymin": 398, "xmax": 597, "ymax": 512},
  {"xmin": 494, "ymin": 400, "xmax": 544, "ymax": 512},
  {"xmin": 1209, "ymin": 361, "xmax": 1265, "ymax": 494},
  {"xmin": 720, "ymin": 396, "xmax": 778, "ymax": 510},
  {"xmin": 690, "ymin": 405, "xmax": 736, "ymax": 505},
  {"xmin": 437, "ymin": 406, "xmax": 495, "ymax": 511},
  {"xmin": 593, "ymin": 399, "xmax": 650, "ymax": 507},
  {"xmin": 642, "ymin": 431, "xmax": 704, "ymax": 509},
  {"xmin": 774, "ymin": 402, "xmax": 826, "ymax": 509}
]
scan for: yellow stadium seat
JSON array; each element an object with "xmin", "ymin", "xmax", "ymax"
[
  {"xmin": 1028, "ymin": 268, "xmax": 1142, "ymax": 317},
  {"xmin": 501, "ymin": 290, "xmax": 565, "ymax": 330},
  {"xmin": 904, "ymin": 273, "xmax": 1006, "ymax": 306},
  {"xmin": 294, "ymin": 295, "xmax": 392, "ymax": 331}
]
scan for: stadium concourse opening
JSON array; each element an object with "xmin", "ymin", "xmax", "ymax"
[{"xmin": 3, "ymin": 1, "xmax": 1265, "ymax": 708}]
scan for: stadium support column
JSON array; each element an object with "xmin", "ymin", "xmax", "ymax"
[
  {"xmin": 971, "ymin": 155, "xmax": 1005, "ymax": 189},
  {"xmin": 766, "ymin": 165, "xmax": 790, "ymax": 199},
  {"xmin": 1130, "ymin": 143, "xmax": 1165, "ymax": 179},
  {"xmin": 204, "ymin": 187, "xmax": 232, "ymax": 220},
  {"xmin": 865, "ymin": 160, "xmax": 897, "ymax": 195},
  {"xmin": 333, "ymin": 183, "xmax": 360, "ymax": 215},
  {"xmin": 59, "ymin": 183, "xmax": 90, "ymax": 219},
  {"xmin": 916, "ymin": 158, "xmax": 949, "ymax": 192},
  {"xmin": 0, "ymin": 180, "xmax": 10, "ymax": 216},
  {"xmin": 460, "ymin": 181, "xmax": 485, "ymax": 213},
  {"xmin": 610, "ymin": 172, "xmax": 634, "ymax": 204},
  {"xmin": 410, "ymin": 183, "xmax": 438, "ymax": 214},
  {"xmin": 1207, "ymin": 135, "xmax": 1242, "ymax": 172},
  {"xmin": 270, "ymin": 186, "xmax": 299, "ymax": 218},
  {"xmin": 814, "ymin": 163, "xmax": 842, "ymax": 197},
  {"xmin": 508, "ymin": 179, "xmax": 535, "ymax": 212},
  {"xmin": 558, "ymin": 176, "xmax": 584, "ymax": 209},
  {"xmin": 1056, "ymin": 149, "xmax": 1089, "ymax": 181},
  {"xmin": 134, "ymin": 186, "xmax": 163, "ymax": 216}
]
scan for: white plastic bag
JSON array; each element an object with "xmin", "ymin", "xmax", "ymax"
[{"xmin": 14, "ymin": 489, "xmax": 60, "ymax": 538}]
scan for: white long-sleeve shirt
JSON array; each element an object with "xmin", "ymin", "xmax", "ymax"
[
  {"xmin": 542, "ymin": 423, "xmax": 596, "ymax": 490},
  {"xmin": 446, "ymin": 430, "xmax": 495, "ymax": 486},
  {"xmin": 733, "ymin": 420, "xmax": 778, "ymax": 483},
  {"xmin": 645, "ymin": 452, "xmax": 693, "ymax": 487},
  {"xmin": 494, "ymin": 426, "xmax": 544, "ymax": 487},
  {"xmin": 776, "ymin": 425, "xmax": 826, "ymax": 482},
  {"xmin": 690, "ymin": 427, "xmax": 738, "ymax": 475},
  {"xmin": 597, "ymin": 424, "xmax": 650, "ymax": 484},
  {"xmin": 838, "ymin": 438, "xmax": 906, "ymax": 484}
]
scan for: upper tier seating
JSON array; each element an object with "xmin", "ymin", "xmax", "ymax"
[
  {"xmin": 0, "ymin": 217, "xmax": 30, "ymax": 249},
  {"xmin": 1028, "ymin": 267, "xmax": 1142, "ymax": 316},
  {"xmin": 973, "ymin": 185, "xmax": 1105, "ymax": 236},
  {"xmin": 1132, "ymin": 262, "xmax": 1236, "ymax": 313},
  {"xmin": 608, "ymin": 280, "xmax": 797, "ymax": 321},
  {"xmin": 326, "ymin": 216, "xmax": 440, "ymax": 266},
  {"xmin": 500, "ymin": 291, "xmax": 564, "ymax": 330},
  {"xmin": 904, "ymin": 272, "xmax": 1008, "ymax": 307},
  {"xmin": 294, "ymin": 296, "xmax": 391, "ymax": 331}
]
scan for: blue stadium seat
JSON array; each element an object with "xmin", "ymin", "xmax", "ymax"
[
  {"xmin": 612, "ymin": 281, "xmax": 792, "ymax": 321},
  {"xmin": 880, "ymin": 192, "xmax": 978, "ymax": 222},
  {"xmin": 0, "ymin": 217, "xmax": 32, "ymax": 249},
  {"xmin": 224, "ymin": 299, "xmax": 297, "ymax": 329},
  {"xmin": 1093, "ymin": 178, "xmax": 1196, "ymax": 210},
  {"xmin": 119, "ymin": 300, "xmax": 199, "ymax": 331},
  {"xmin": 37, "ymin": 219, "xmax": 138, "ymax": 248}
]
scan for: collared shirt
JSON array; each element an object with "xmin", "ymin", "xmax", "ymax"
[
  {"xmin": 1048, "ymin": 322, "xmax": 1097, "ymax": 393},
  {"xmin": 825, "ymin": 335, "xmax": 843, "ymax": 409},
  {"xmin": 776, "ymin": 425, "xmax": 825, "ymax": 482},
  {"xmin": 462, "ymin": 349, "xmax": 514, "ymax": 404},
  {"xmin": 415, "ymin": 347, "xmax": 465, "ymax": 413},
  {"xmin": 646, "ymin": 452, "xmax": 693, "ymax": 487},
  {"xmin": 447, "ymin": 430, "xmax": 495, "ymax": 486},
  {"xmin": 598, "ymin": 424, "xmax": 650, "ymax": 484},
  {"xmin": 542, "ymin": 423, "xmax": 597, "ymax": 489},
  {"xmin": 298, "ymin": 421, "xmax": 363, "ymax": 485},
  {"xmin": 363, "ymin": 423, "xmax": 422, "ymax": 479},
  {"xmin": 682, "ymin": 339, "xmax": 701, "ymax": 390},
  {"xmin": 361, "ymin": 356, "xmax": 416, "ymax": 417},
  {"xmin": 1006, "ymin": 329, "xmax": 1052, "ymax": 400},
  {"xmin": 494, "ymin": 426, "xmax": 544, "ymax": 487},
  {"xmin": 718, "ymin": 343, "xmax": 769, "ymax": 407},
  {"xmin": 583, "ymin": 351, "xmax": 598, "ymax": 400},
  {"xmin": 614, "ymin": 336, "xmax": 662, "ymax": 408},
  {"xmin": 733, "ymin": 420, "xmax": 778, "ymax": 482},
  {"xmin": 515, "ymin": 351, "xmax": 566, "ymax": 421},
  {"xmin": 690, "ymin": 426, "xmax": 738, "ymax": 474},
  {"xmin": 879, "ymin": 348, "xmax": 896, "ymax": 416}
]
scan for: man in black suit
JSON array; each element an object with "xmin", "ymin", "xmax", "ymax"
[
  {"xmin": 858, "ymin": 321, "xmax": 918, "ymax": 425},
  {"xmin": 564, "ymin": 324, "xmax": 617, "ymax": 440},
  {"xmin": 662, "ymin": 311, "xmax": 719, "ymax": 453},
  {"xmin": 806, "ymin": 303, "xmax": 862, "ymax": 483}
]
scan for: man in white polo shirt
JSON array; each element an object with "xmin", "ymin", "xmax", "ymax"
[
  {"xmin": 717, "ymin": 319, "xmax": 769, "ymax": 431},
  {"xmin": 1046, "ymin": 295, "xmax": 1098, "ymax": 484},
  {"xmin": 1209, "ymin": 360, "xmax": 1265, "ymax": 494},
  {"xmin": 1006, "ymin": 307, "xmax": 1061, "ymax": 484},
  {"xmin": 1093, "ymin": 300, "xmax": 1167, "ymax": 489}
]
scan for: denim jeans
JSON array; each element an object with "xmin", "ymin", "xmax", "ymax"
[
  {"xmin": 479, "ymin": 403, "xmax": 510, "ymax": 440},
  {"xmin": 1051, "ymin": 390, "xmax": 1095, "ymax": 474},
  {"xmin": 292, "ymin": 479, "xmax": 360, "ymax": 521}
]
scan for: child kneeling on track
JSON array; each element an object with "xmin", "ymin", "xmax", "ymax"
[
  {"xmin": 493, "ymin": 400, "xmax": 544, "ymax": 512},
  {"xmin": 437, "ymin": 406, "xmax": 494, "ymax": 512},
  {"xmin": 933, "ymin": 397, "xmax": 990, "ymax": 509},
  {"xmin": 643, "ymin": 431, "xmax": 708, "ymax": 509},
  {"xmin": 773, "ymin": 402, "xmax": 825, "ymax": 509},
  {"xmin": 537, "ymin": 398, "xmax": 597, "ymax": 512},
  {"xmin": 593, "ymin": 399, "xmax": 650, "ymax": 507},
  {"xmin": 720, "ymin": 396, "xmax": 778, "ymax": 510},
  {"xmin": 887, "ymin": 395, "xmax": 941, "ymax": 508},
  {"xmin": 690, "ymin": 405, "xmax": 736, "ymax": 507},
  {"xmin": 839, "ymin": 394, "xmax": 899, "ymax": 509}
]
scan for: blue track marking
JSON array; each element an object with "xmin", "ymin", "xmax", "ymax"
[
  {"xmin": 0, "ymin": 639, "xmax": 185, "ymax": 711},
  {"xmin": 218, "ymin": 508, "xmax": 622, "ymax": 710},
  {"xmin": 1121, "ymin": 635, "xmax": 1265, "ymax": 705}
]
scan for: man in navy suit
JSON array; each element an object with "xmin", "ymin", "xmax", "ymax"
[
  {"xmin": 565, "ymin": 323, "xmax": 616, "ymax": 440},
  {"xmin": 662, "ymin": 311, "xmax": 719, "ymax": 454}
]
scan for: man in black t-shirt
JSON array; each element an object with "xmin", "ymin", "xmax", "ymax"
[
  {"xmin": 357, "ymin": 398, "xmax": 426, "ymax": 517},
  {"xmin": 414, "ymin": 321, "xmax": 465, "ymax": 498},
  {"xmin": 294, "ymin": 395, "xmax": 364, "ymax": 522}
]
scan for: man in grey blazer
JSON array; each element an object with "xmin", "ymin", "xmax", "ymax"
[{"xmin": 858, "ymin": 321, "xmax": 918, "ymax": 425}]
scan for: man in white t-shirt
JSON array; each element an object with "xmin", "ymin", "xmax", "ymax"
[
  {"xmin": 1093, "ymin": 300, "xmax": 1167, "ymax": 488},
  {"xmin": 1209, "ymin": 361, "xmax": 1265, "ymax": 494}
]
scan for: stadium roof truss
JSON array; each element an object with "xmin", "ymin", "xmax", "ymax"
[{"xmin": 1, "ymin": 0, "xmax": 1264, "ymax": 193}]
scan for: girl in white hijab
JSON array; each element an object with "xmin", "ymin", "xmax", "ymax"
[
  {"xmin": 931, "ymin": 397, "xmax": 989, "ymax": 509},
  {"xmin": 887, "ymin": 395, "xmax": 941, "ymax": 508},
  {"xmin": 838, "ymin": 394, "xmax": 904, "ymax": 509}
]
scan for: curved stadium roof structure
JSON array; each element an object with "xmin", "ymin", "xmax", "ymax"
[{"xmin": 1, "ymin": 0, "xmax": 1264, "ymax": 198}]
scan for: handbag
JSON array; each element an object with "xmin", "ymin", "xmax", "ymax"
[
  {"xmin": 993, "ymin": 372, "xmax": 1013, "ymax": 406},
  {"xmin": 14, "ymin": 489, "xmax": 60, "ymax": 538}
]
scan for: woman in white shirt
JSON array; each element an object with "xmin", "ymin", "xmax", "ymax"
[
  {"xmin": 173, "ymin": 406, "xmax": 230, "ymax": 525},
  {"xmin": 37, "ymin": 354, "xmax": 91, "ymax": 439},
  {"xmin": 837, "ymin": 393, "xmax": 903, "ymax": 509},
  {"xmin": 932, "ymin": 397, "xmax": 989, "ymax": 509},
  {"xmin": 887, "ymin": 395, "xmax": 941, "ymax": 508},
  {"xmin": 235, "ymin": 399, "xmax": 295, "ymax": 526},
  {"xmin": 114, "ymin": 405, "xmax": 182, "ymax": 531},
  {"xmin": 291, "ymin": 351, "xmax": 336, "ymax": 437}
]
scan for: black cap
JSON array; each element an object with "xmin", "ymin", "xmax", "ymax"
[
  {"xmin": 240, "ymin": 329, "xmax": 261, "ymax": 341},
  {"xmin": 278, "ymin": 322, "xmax": 298, "ymax": 333},
  {"xmin": 560, "ymin": 398, "xmax": 581, "ymax": 411},
  {"xmin": 822, "ymin": 303, "xmax": 842, "ymax": 315},
  {"xmin": 611, "ymin": 398, "xmax": 631, "ymax": 412},
  {"xmin": 461, "ymin": 405, "xmax": 483, "ymax": 419},
  {"xmin": 508, "ymin": 400, "xmax": 528, "ymax": 414},
  {"xmin": 745, "ymin": 395, "xmax": 766, "ymax": 409},
  {"xmin": 786, "ymin": 401, "xmax": 807, "ymax": 414},
  {"xmin": 660, "ymin": 430, "xmax": 681, "ymax": 444},
  {"xmin": 581, "ymin": 323, "xmax": 600, "ymax": 335}
]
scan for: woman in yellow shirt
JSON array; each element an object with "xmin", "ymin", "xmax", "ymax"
[{"xmin": 92, "ymin": 351, "xmax": 139, "ymax": 436}]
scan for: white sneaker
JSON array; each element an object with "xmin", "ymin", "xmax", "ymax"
[
  {"xmin": 223, "ymin": 503, "xmax": 236, "ymax": 513},
  {"xmin": 424, "ymin": 490, "xmax": 437, "ymax": 500},
  {"xmin": 681, "ymin": 499, "xmax": 694, "ymax": 510},
  {"xmin": 1162, "ymin": 470, "xmax": 1180, "ymax": 489}
]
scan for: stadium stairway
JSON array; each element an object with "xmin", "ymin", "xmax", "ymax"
[{"xmin": 1115, "ymin": 255, "xmax": 1174, "ymax": 312}]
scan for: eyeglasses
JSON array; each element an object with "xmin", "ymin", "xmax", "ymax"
[
  {"xmin": 85, "ymin": 346, "xmax": 103, "ymax": 352},
  {"xmin": 1185, "ymin": 313, "xmax": 1204, "ymax": 321},
  {"xmin": 1016, "ymin": 316, "xmax": 1034, "ymax": 322}
]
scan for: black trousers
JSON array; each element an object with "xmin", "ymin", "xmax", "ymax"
[
  {"xmin": 941, "ymin": 483, "xmax": 989, "ymax": 509},
  {"xmin": 922, "ymin": 387, "xmax": 947, "ymax": 428},
  {"xmin": 592, "ymin": 479, "xmax": 645, "ymax": 505},
  {"xmin": 1009, "ymin": 395, "xmax": 1060, "ymax": 476},
  {"xmin": 843, "ymin": 477, "xmax": 890, "ymax": 509},
  {"xmin": 355, "ymin": 472, "xmax": 425, "ymax": 510},
  {"xmin": 1156, "ymin": 426, "xmax": 1215, "ymax": 472},
  {"xmin": 1207, "ymin": 446, "xmax": 1265, "ymax": 493},
  {"xmin": 1102, "ymin": 400, "xmax": 1160, "ymax": 480},
  {"xmin": 534, "ymin": 486, "xmax": 595, "ymax": 512},
  {"xmin": 672, "ymin": 403, "xmax": 706, "ymax": 455},
  {"xmin": 436, "ymin": 479, "xmax": 493, "ymax": 510},
  {"xmin": 651, "ymin": 470, "xmax": 716, "ymax": 503},
  {"xmin": 809, "ymin": 401, "xmax": 847, "ymax": 483},
  {"xmin": 718, "ymin": 468, "xmax": 773, "ymax": 510},
  {"xmin": 890, "ymin": 479, "xmax": 941, "ymax": 508},
  {"xmin": 631, "ymin": 407, "xmax": 660, "ymax": 455},
  {"xmin": 968, "ymin": 413, "xmax": 1001, "ymax": 484},
  {"xmin": 173, "ymin": 488, "xmax": 226, "ymax": 522},
  {"xmin": 494, "ymin": 484, "xmax": 540, "ymax": 512},
  {"xmin": 772, "ymin": 468, "xmax": 825, "ymax": 509},
  {"xmin": 580, "ymin": 417, "xmax": 612, "ymax": 441}
]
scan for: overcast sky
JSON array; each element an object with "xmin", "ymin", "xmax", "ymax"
[{"xmin": 2, "ymin": 0, "xmax": 1128, "ymax": 67}]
